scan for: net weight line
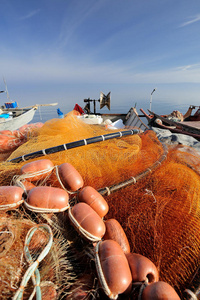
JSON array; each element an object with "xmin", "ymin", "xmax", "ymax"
[{"xmin": 8, "ymin": 129, "xmax": 140, "ymax": 163}]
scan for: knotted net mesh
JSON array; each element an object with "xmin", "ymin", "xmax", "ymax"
[{"xmin": 0, "ymin": 111, "xmax": 199, "ymax": 299}]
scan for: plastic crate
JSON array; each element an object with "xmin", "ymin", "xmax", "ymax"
[{"xmin": 5, "ymin": 101, "xmax": 18, "ymax": 108}]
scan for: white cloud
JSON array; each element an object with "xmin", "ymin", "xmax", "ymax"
[
  {"xmin": 175, "ymin": 63, "xmax": 200, "ymax": 71},
  {"xmin": 20, "ymin": 9, "xmax": 40, "ymax": 20},
  {"xmin": 1, "ymin": 49, "xmax": 200, "ymax": 87},
  {"xmin": 179, "ymin": 14, "xmax": 200, "ymax": 27}
]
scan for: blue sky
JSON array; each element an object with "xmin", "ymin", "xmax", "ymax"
[{"xmin": 1, "ymin": 0, "xmax": 200, "ymax": 114}]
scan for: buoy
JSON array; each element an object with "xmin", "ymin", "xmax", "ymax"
[
  {"xmin": 21, "ymin": 180, "xmax": 36, "ymax": 192},
  {"xmin": 21, "ymin": 159, "xmax": 54, "ymax": 181},
  {"xmin": 58, "ymin": 163, "xmax": 84, "ymax": 192},
  {"xmin": 141, "ymin": 281, "xmax": 181, "ymax": 300},
  {"xmin": 26, "ymin": 186, "xmax": 69, "ymax": 212},
  {"xmin": 69, "ymin": 202, "xmax": 106, "ymax": 242},
  {"xmin": 0, "ymin": 186, "xmax": 24, "ymax": 210},
  {"xmin": 126, "ymin": 253, "xmax": 159, "ymax": 284},
  {"xmin": 78, "ymin": 186, "xmax": 109, "ymax": 218},
  {"xmin": 103, "ymin": 219, "xmax": 130, "ymax": 254},
  {"xmin": 95, "ymin": 240, "xmax": 132, "ymax": 299}
]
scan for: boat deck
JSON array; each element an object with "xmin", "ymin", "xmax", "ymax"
[{"xmin": 182, "ymin": 121, "xmax": 200, "ymax": 129}]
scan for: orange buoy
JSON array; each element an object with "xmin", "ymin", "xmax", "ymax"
[
  {"xmin": 126, "ymin": 253, "xmax": 159, "ymax": 284},
  {"xmin": 78, "ymin": 186, "xmax": 109, "ymax": 218},
  {"xmin": 69, "ymin": 202, "xmax": 106, "ymax": 242},
  {"xmin": 21, "ymin": 159, "xmax": 54, "ymax": 181},
  {"xmin": 21, "ymin": 180, "xmax": 36, "ymax": 192},
  {"xmin": 0, "ymin": 186, "xmax": 24, "ymax": 210},
  {"xmin": 0, "ymin": 130, "xmax": 13, "ymax": 135},
  {"xmin": 103, "ymin": 219, "xmax": 130, "ymax": 254},
  {"xmin": 58, "ymin": 163, "xmax": 84, "ymax": 192},
  {"xmin": 141, "ymin": 281, "xmax": 180, "ymax": 300},
  {"xmin": 95, "ymin": 240, "xmax": 132, "ymax": 299},
  {"xmin": 27, "ymin": 186, "xmax": 69, "ymax": 211}
]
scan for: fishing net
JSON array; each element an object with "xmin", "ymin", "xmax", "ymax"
[
  {"xmin": 0, "ymin": 209, "xmax": 78, "ymax": 299},
  {"xmin": 0, "ymin": 110, "xmax": 199, "ymax": 299}
]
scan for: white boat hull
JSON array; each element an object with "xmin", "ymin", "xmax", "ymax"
[{"xmin": 0, "ymin": 107, "xmax": 37, "ymax": 131}]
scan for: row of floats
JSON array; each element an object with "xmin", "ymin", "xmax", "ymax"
[{"xmin": 0, "ymin": 159, "xmax": 181, "ymax": 299}]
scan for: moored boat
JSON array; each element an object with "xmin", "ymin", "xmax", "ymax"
[
  {"xmin": 73, "ymin": 92, "xmax": 149, "ymax": 132},
  {"xmin": 140, "ymin": 107, "xmax": 200, "ymax": 141},
  {"xmin": 0, "ymin": 102, "xmax": 58, "ymax": 131}
]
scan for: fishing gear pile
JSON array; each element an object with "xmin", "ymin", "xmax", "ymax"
[{"xmin": 0, "ymin": 110, "xmax": 199, "ymax": 299}]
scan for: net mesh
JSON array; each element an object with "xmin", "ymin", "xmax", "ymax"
[{"xmin": 0, "ymin": 111, "xmax": 199, "ymax": 298}]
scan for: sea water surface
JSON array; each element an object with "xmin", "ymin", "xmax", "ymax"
[{"xmin": 32, "ymin": 99, "xmax": 192, "ymax": 124}]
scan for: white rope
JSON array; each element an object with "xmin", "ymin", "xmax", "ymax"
[
  {"xmin": 0, "ymin": 199, "xmax": 24, "ymax": 211},
  {"xmin": 105, "ymin": 187, "xmax": 111, "ymax": 196},
  {"xmin": 184, "ymin": 289, "xmax": 198, "ymax": 300},
  {"xmin": 131, "ymin": 176, "xmax": 137, "ymax": 184},
  {"xmin": 12, "ymin": 167, "xmax": 55, "ymax": 187},
  {"xmin": 24, "ymin": 200, "xmax": 70, "ymax": 213}
]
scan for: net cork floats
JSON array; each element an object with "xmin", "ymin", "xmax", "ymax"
[
  {"xmin": 141, "ymin": 281, "xmax": 181, "ymax": 300},
  {"xmin": 68, "ymin": 202, "xmax": 106, "ymax": 242},
  {"xmin": 26, "ymin": 186, "xmax": 69, "ymax": 212},
  {"xmin": 20, "ymin": 180, "xmax": 36, "ymax": 193},
  {"xmin": 57, "ymin": 163, "xmax": 84, "ymax": 192},
  {"xmin": 0, "ymin": 186, "xmax": 24, "ymax": 210},
  {"xmin": 126, "ymin": 253, "xmax": 159, "ymax": 284},
  {"xmin": 78, "ymin": 186, "xmax": 109, "ymax": 218},
  {"xmin": 103, "ymin": 218, "xmax": 130, "ymax": 254},
  {"xmin": 95, "ymin": 239, "xmax": 132, "ymax": 299},
  {"xmin": 21, "ymin": 159, "xmax": 54, "ymax": 181}
]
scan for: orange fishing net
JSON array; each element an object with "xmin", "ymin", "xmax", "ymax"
[{"xmin": 0, "ymin": 110, "xmax": 199, "ymax": 299}]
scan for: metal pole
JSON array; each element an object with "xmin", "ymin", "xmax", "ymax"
[{"xmin": 149, "ymin": 88, "xmax": 157, "ymax": 111}]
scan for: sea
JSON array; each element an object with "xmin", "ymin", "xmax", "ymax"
[{"xmin": 31, "ymin": 99, "xmax": 192, "ymax": 125}]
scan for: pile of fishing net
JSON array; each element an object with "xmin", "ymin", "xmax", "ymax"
[{"xmin": 0, "ymin": 110, "xmax": 199, "ymax": 299}]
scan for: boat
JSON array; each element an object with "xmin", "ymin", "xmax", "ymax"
[
  {"xmin": 0, "ymin": 80, "xmax": 58, "ymax": 131},
  {"xmin": 140, "ymin": 107, "xmax": 200, "ymax": 141},
  {"xmin": 0, "ymin": 101, "xmax": 58, "ymax": 131},
  {"xmin": 74, "ymin": 92, "xmax": 149, "ymax": 132}
]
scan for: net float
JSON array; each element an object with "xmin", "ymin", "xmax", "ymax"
[
  {"xmin": 26, "ymin": 186, "xmax": 69, "ymax": 213},
  {"xmin": 57, "ymin": 163, "xmax": 84, "ymax": 192},
  {"xmin": 21, "ymin": 180, "xmax": 36, "ymax": 192},
  {"xmin": 21, "ymin": 159, "xmax": 54, "ymax": 181},
  {"xmin": 103, "ymin": 218, "xmax": 130, "ymax": 254},
  {"xmin": 0, "ymin": 186, "xmax": 24, "ymax": 210},
  {"xmin": 68, "ymin": 202, "xmax": 106, "ymax": 242},
  {"xmin": 141, "ymin": 281, "xmax": 181, "ymax": 300},
  {"xmin": 0, "ymin": 130, "xmax": 13, "ymax": 135},
  {"xmin": 0, "ymin": 134, "xmax": 22, "ymax": 152},
  {"xmin": 126, "ymin": 253, "xmax": 159, "ymax": 284},
  {"xmin": 95, "ymin": 240, "xmax": 132, "ymax": 299},
  {"xmin": 78, "ymin": 186, "xmax": 109, "ymax": 218}
]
